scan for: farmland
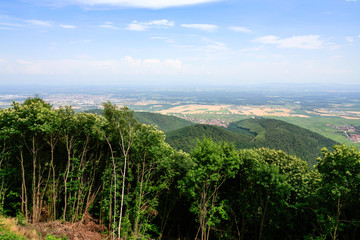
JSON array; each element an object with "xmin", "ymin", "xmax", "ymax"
[{"xmin": 1, "ymin": 86, "xmax": 359, "ymax": 146}]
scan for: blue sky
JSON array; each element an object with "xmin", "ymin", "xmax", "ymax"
[{"xmin": 0, "ymin": 0, "xmax": 359, "ymax": 87}]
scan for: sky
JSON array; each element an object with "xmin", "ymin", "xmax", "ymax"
[{"xmin": 0, "ymin": 0, "xmax": 359, "ymax": 87}]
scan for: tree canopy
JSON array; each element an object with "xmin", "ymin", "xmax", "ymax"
[{"xmin": 0, "ymin": 98, "xmax": 359, "ymax": 240}]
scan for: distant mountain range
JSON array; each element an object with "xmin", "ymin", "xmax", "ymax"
[{"xmin": 85, "ymin": 109, "xmax": 337, "ymax": 165}]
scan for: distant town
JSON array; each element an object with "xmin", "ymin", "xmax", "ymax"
[{"xmin": 327, "ymin": 124, "xmax": 360, "ymax": 143}]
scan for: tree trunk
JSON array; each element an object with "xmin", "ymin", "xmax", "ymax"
[
  {"xmin": 118, "ymin": 154, "xmax": 127, "ymax": 238},
  {"xmin": 19, "ymin": 150, "xmax": 28, "ymax": 221},
  {"xmin": 332, "ymin": 197, "xmax": 341, "ymax": 240},
  {"xmin": 31, "ymin": 136, "xmax": 39, "ymax": 223},
  {"xmin": 259, "ymin": 197, "xmax": 269, "ymax": 240},
  {"xmin": 63, "ymin": 135, "xmax": 74, "ymax": 221},
  {"xmin": 50, "ymin": 136, "xmax": 57, "ymax": 220}
]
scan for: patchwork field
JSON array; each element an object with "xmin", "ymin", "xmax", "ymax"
[
  {"xmin": 149, "ymin": 103, "xmax": 359, "ymax": 147},
  {"xmin": 157, "ymin": 104, "xmax": 311, "ymax": 117}
]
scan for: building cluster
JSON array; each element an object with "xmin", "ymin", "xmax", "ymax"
[
  {"xmin": 327, "ymin": 124, "xmax": 360, "ymax": 143},
  {"xmin": 178, "ymin": 115, "xmax": 229, "ymax": 128}
]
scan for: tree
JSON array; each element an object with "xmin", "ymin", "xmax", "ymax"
[
  {"xmin": 103, "ymin": 102, "xmax": 138, "ymax": 239},
  {"xmin": 180, "ymin": 138, "xmax": 240, "ymax": 240},
  {"xmin": 316, "ymin": 145, "xmax": 360, "ymax": 240}
]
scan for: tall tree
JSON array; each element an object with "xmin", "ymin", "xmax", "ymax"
[
  {"xmin": 180, "ymin": 138, "xmax": 240, "ymax": 240},
  {"xmin": 103, "ymin": 102, "xmax": 138, "ymax": 239},
  {"xmin": 317, "ymin": 145, "xmax": 360, "ymax": 240}
]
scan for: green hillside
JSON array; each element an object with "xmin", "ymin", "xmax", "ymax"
[
  {"xmin": 166, "ymin": 118, "xmax": 338, "ymax": 165},
  {"xmin": 133, "ymin": 112, "xmax": 194, "ymax": 132},
  {"xmin": 230, "ymin": 118, "xmax": 338, "ymax": 165},
  {"xmin": 84, "ymin": 109, "xmax": 194, "ymax": 132},
  {"xmin": 166, "ymin": 124, "xmax": 254, "ymax": 152}
]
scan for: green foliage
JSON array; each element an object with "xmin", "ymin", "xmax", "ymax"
[
  {"xmin": 166, "ymin": 124, "xmax": 253, "ymax": 152},
  {"xmin": 44, "ymin": 234, "xmax": 68, "ymax": 240},
  {"xmin": 15, "ymin": 213, "xmax": 26, "ymax": 227},
  {"xmin": 85, "ymin": 109, "xmax": 194, "ymax": 133},
  {"xmin": 233, "ymin": 119, "xmax": 337, "ymax": 165},
  {"xmin": 134, "ymin": 112, "xmax": 194, "ymax": 133},
  {"xmin": 167, "ymin": 118, "xmax": 338, "ymax": 165},
  {"xmin": 2, "ymin": 97, "xmax": 360, "ymax": 240},
  {"xmin": 315, "ymin": 145, "xmax": 360, "ymax": 239},
  {"xmin": 0, "ymin": 220, "xmax": 26, "ymax": 240},
  {"xmin": 180, "ymin": 138, "xmax": 240, "ymax": 239}
]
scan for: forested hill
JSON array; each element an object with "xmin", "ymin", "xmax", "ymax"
[
  {"xmin": 85, "ymin": 109, "xmax": 194, "ymax": 132},
  {"xmin": 229, "ymin": 118, "xmax": 338, "ymax": 164},
  {"xmin": 165, "ymin": 124, "xmax": 254, "ymax": 152},
  {"xmin": 166, "ymin": 118, "xmax": 338, "ymax": 165},
  {"xmin": 133, "ymin": 112, "xmax": 194, "ymax": 132}
]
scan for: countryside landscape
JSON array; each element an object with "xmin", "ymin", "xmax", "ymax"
[
  {"xmin": 1, "ymin": 86, "xmax": 360, "ymax": 239},
  {"xmin": 1, "ymin": 0, "xmax": 360, "ymax": 239},
  {"xmin": 1, "ymin": 86, "xmax": 359, "ymax": 147}
]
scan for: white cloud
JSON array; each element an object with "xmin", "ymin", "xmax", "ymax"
[
  {"xmin": 228, "ymin": 26, "xmax": 252, "ymax": 33},
  {"xmin": 201, "ymin": 38, "xmax": 227, "ymax": 51},
  {"xmin": 99, "ymin": 22, "xmax": 120, "ymax": 30},
  {"xmin": 346, "ymin": 36, "xmax": 355, "ymax": 42},
  {"xmin": 1, "ymin": 56, "xmax": 183, "ymax": 75},
  {"xmin": 60, "ymin": 24, "xmax": 76, "ymax": 29},
  {"xmin": 25, "ymin": 19, "xmax": 52, "ymax": 27},
  {"xmin": 150, "ymin": 36, "xmax": 176, "ymax": 43},
  {"xmin": 126, "ymin": 19, "xmax": 174, "ymax": 31},
  {"xmin": 238, "ymin": 45, "xmax": 264, "ymax": 52},
  {"xmin": 181, "ymin": 24, "xmax": 218, "ymax": 32},
  {"xmin": 0, "ymin": 26, "xmax": 19, "ymax": 30},
  {"xmin": 254, "ymin": 35, "xmax": 325, "ymax": 49},
  {"xmin": 126, "ymin": 22, "xmax": 146, "ymax": 31},
  {"xmin": 345, "ymin": 0, "xmax": 357, "ymax": 2},
  {"xmin": 51, "ymin": 0, "xmax": 221, "ymax": 9},
  {"xmin": 0, "ymin": 22, "xmax": 24, "ymax": 30}
]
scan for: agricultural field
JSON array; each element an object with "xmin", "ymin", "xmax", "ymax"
[{"xmin": 1, "ymin": 87, "xmax": 359, "ymax": 146}]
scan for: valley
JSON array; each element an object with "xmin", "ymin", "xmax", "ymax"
[{"xmin": 1, "ymin": 87, "xmax": 359, "ymax": 147}]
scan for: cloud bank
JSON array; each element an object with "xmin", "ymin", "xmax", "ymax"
[
  {"xmin": 228, "ymin": 26, "xmax": 252, "ymax": 33},
  {"xmin": 254, "ymin": 35, "xmax": 324, "ymax": 49},
  {"xmin": 45, "ymin": 0, "xmax": 221, "ymax": 9},
  {"xmin": 0, "ymin": 56, "xmax": 183, "ymax": 75},
  {"xmin": 181, "ymin": 24, "xmax": 218, "ymax": 32},
  {"xmin": 126, "ymin": 19, "xmax": 174, "ymax": 31}
]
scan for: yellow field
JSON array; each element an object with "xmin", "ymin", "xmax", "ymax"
[
  {"xmin": 307, "ymin": 109, "xmax": 360, "ymax": 119},
  {"xmin": 158, "ymin": 104, "xmax": 231, "ymax": 114},
  {"xmin": 133, "ymin": 100, "xmax": 159, "ymax": 106},
  {"xmin": 157, "ymin": 104, "xmax": 310, "ymax": 117}
]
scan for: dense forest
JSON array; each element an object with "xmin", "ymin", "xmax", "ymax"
[
  {"xmin": 1, "ymin": 98, "xmax": 360, "ymax": 240},
  {"xmin": 166, "ymin": 119, "xmax": 337, "ymax": 165}
]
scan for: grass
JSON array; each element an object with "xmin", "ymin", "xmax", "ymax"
[
  {"xmin": 0, "ymin": 215, "xmax": 36, "ymax": 240},
  {"xmin": 0, "ymin": 216, "xmax": 69, "ymax": 240}
]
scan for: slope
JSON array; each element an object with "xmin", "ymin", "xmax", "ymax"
[
  {"xmin": 133, "ymin": 112, "xmax": 194, "ymax": 133},
  {"xmin": 84, "ymin": 109, "xmax": 194, "ymax": 133},
  {"xmin": 165, "ymin": 124, "xmax": 254, "ymax": 153},
  {"xmin": 166, "ymin": 118, "xmax": 338, "ymax": 165}
]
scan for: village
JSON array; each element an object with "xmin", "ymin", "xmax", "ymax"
[{"xmin": 327, "ymin": 124, "xmax": 360, "ymax": 143}]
